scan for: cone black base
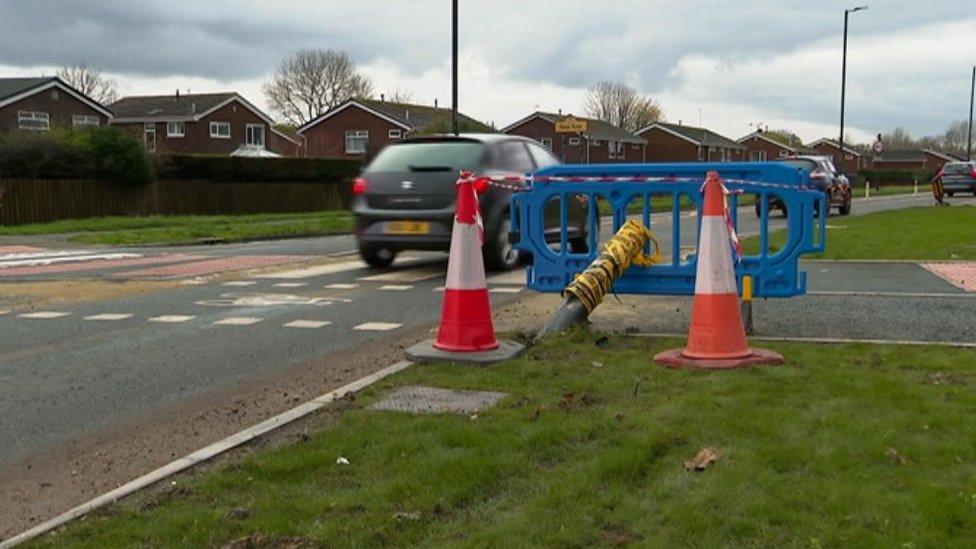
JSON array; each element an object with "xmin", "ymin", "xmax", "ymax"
[{"xmin": 406, "ymin": 339, "xmax": 525, "ymax": 365}]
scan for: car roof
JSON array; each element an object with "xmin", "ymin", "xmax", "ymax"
[{"xmin": 399, "ymin": 133, "xmax": 535, "ymax": 145}]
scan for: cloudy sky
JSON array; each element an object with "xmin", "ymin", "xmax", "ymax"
[{"xmin": 0, "ymin": 0, "xmax": 973, "ymax": 143}]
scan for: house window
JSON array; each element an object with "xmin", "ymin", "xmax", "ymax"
[
  {"xmin": 72, "ymin": 115, "xmax": 100, "ymax": 128},
  {"xmin": 844, "ymin": 154, "xmax": 853, "ymax": 160},
  {"xmin": 697, "ymin": 146, "xmax": 705, "ymax": 161},
  {"xmin": 167, "ymin": 122, "xmax": 185, "ymax": 137},
  {"xmin": 590, "ymin": 140, "xmax": 601, "ymax": 146},
  {"xmin": 210, "ymin": 121, "xmax": 231, "ymax": 139},
  {"xmin": 757, "ymin": 150, "xmax": 767, "ymax": 161},
  {"xmin": 345, "ymin": 130, "xmax": 369, "ymax": 154},
  {"xmin": 144, "ymin": 123, "xmax": 156, "ymax": 152},
  {"xmin": 246, "ymin": 124, "xmax": 266, "ymax": 147},
  {"xmin": 569, "ymin": 137, "xmax": 581, "ymax": 146},
  {"xmin": 540, "ymin": 138, "xmax": 552, "ymax": 150},
  {"xmin": 388, "ymin": 129, "xmax": 402, "ymax": 139},
  {"xmin": 18, "ymin": 111, "xmax": 49, "ymax": 131},
  {"xmin": 779, "ymin": 150, "xmax": 789, "ymax": 157}
]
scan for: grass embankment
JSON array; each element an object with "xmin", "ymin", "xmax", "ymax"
[
  {"xmin": 743, "ymin": 206, "xmax": 976, "ymax": 260},
  {"xmin": 36, "ymin": 332, "xmax": 976, "ymax": 547},
  {"xmin": 862, "ymin": 184, "xmax": 917, "ymax": 198},
  {"xmin": 0, "ymin": 212, "xmax": 352, "ymax": 246}
]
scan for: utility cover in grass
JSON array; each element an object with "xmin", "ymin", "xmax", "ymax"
[{"xmin": 372, "ymin": 385, "xmax": 507, "ymax": 415}]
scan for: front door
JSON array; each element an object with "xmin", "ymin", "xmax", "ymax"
[
  {"xmin": 144, "ymin": 124, "xmax": 156, "ymax": 152},
  {"xmin": 246, "ymin": 124, "xmax": 265, "ymax": 148}
]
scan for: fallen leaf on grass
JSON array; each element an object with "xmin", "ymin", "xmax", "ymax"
[
  {"xmin": 529, "ymin": 406, "xmax": 543, "ymax": 421},
  {"xmin": 887, "ymin": 447, "xmax": 910, "ymax": 465},
  {"xmin": 559, "ymin": 392, "xmax": 595, "ymax": 411},
  {"xmin": 684, "ymin": 447, "xmax": 721, "ymax": 471},
  {"xmin": 394, "ymin": 511, "xmax": 422, "ymax": 522},
  {"xmin": 591, "ymin": 361, "xmax": 603, "ymax": 368}
]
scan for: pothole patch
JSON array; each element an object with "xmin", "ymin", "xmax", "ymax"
[{"xmin": 372, "ymin": 385, "xmax": 507, "ymax": 415}]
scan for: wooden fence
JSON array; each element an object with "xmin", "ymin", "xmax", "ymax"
[{"xmin": 0, "ymin": 178, "xmax": 352, "ymax": 226}]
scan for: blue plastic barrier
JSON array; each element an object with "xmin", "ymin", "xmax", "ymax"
[{"xmin": 510, "ymin": 162, "xmax": 827, "ymax": 298}]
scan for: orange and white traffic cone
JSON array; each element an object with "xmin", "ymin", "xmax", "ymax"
[
  {"xmin": 654, "ymin": 172, "xmax": 783, "ymax": 370},
  {"xmin": 406, "ymin": 173, "xmax": 524, "ymax": 364}
]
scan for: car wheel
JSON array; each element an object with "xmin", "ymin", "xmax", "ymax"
[
  {"xmin": 483, "ymin": 216, "xmax": 521, "ymax": 271},
  {"xmin": 358, "ymin": 244, "xmax": 396, "ymax": 269},
  {"xmin": 569, "ymin": 235, "xmax": 590, "ymax": 254},
  {"xmin": 946, "ymin": 191, "xmax": 954, "ymax": 197},
  {"xmin": 755, "ymin": 203, "xmax": 762, "ymax": 218},
  {"xmin": 838, "ymin": 199, "xmax": 851, "ymax": 215}
]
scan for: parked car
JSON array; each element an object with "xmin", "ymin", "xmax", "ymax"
[
  {"xmin": 756, "ymin": 155, "xmax": 852, "ymax": 217},
  {"xmin": 352, "ymin": 134, "xmax": 587, "ymax": 270},
  {"xmin": 939, "ymin": 161, "xmax": 976, "ymax": 197}
]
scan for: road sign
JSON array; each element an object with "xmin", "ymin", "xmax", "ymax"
[
  {"xmin": 555, "ymin": 116, "xmax": 587, "ymax": 133},
  {"xmin": 872, "ymin": 135, "xmax": 884, "ymax": 155}
]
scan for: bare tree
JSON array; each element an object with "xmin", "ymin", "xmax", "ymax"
[
  {"xmin": 881, "ymin": 127, "xmax": 915, "ymax": 150},
  {"xmin": 56, "ymin": 64, "xmax": 119, "ymax": 105},
  {"xmin": 942, "ymin": 120, "xmax": 971, "ymax": 154},
  {"xmin": 385, "ymin": 88, "xmax": 416, "ymax": 104},
  {"xmin": 263, "ymin": 49, "xmax": 374, "ymax": 126},
  {"xmin": 583, "ymin": 81, "xmax": 663, "ymax": 133}
]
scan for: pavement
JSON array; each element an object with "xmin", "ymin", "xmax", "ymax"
[{"xmin": 0, "ymin": 191, "xmax": 971, "ymax": 538}]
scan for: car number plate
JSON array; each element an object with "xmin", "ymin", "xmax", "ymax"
[{"xmin": 385, "ymin": 221, "xmax": 430, "ymax": 235}]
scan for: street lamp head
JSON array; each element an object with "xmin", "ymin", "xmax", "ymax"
[{"xmin": 848, "ymin": 5, "xmax": 868, "ymax": 12}]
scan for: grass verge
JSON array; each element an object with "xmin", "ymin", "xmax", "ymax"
[
  {"xmin": 743, "ymin": 205, "xmax": 976, "ymax": 260},
  {"xmin": 33, "ymin": 332, "xmax": 976, "ymax": 547},
  {"xmin": 0, "ymin": 212, "xmax": 352, "ymax": 246}
]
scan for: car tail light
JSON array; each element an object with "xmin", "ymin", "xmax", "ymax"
[
  {"xmin": 810, "ymin": 172, "xmax": 826, "ymax": 180},
  {"xmin": 472, "ymin": 177, "xmax": 490, "ymax": 193},
  {"xmin": 970, "ymin": 168, "xmax": 976, "ymax": 179},
  {"xmin": 351, "ymin": 177, "xmax": 369, "ymax": 195}
]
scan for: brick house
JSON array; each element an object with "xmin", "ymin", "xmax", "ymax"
[
  {"xmin": 736, "ymin": 131, "xmax": 812, "ymax": 162},
  {"xmin": 871, "ymin": 149, "xmax": 955, "ymax": 171},
  {"xmin": 109, "ymin": 92, "xmax": 301, "ymax": 156},
  {"xmin": 297, "ymin": 98, "xmax": 489, "ymax": 159},
  {"xmin": 501, "ymin": 112, "xmax": 646, "ymax": 163},
  {"xmin": 637, "ymin": 122, "xmax": 745, "ymax": 162},
  {"xmin": 0, "ymin": 77, "xmax": 112, "ymax": 134},
  {"xmin": 806, "ymin": 138, "xmax": 863, "ymax": 174}
]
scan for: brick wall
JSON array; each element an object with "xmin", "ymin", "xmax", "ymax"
[
  {"xmin": 0, "ymin": 88, "xmax": 108, "ymax": 133},
  {"xmin": 301, "ymin": 105, "xmax": 404, "ymax": 159}
]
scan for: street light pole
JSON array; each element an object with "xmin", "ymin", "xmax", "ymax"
[
  {"xmin": 839, "ymin": 6, "xmax": 867, "ymax": 158},
  {"xmin": 968, "ymin": 65, "xmax": 974, "ymax": 160},
  {"xmin": 451, "ymin": 0, "xmax": 459, "ymax": 136}
]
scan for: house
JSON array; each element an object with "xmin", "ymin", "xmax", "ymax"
[
  {"xmin": 0, "ymin": 76, "xmax": 112, "ymax": 134},
  {"xmin": 109, "ymin": 92, "xmax": 301, "ymax": 156},
  {"xmin": 737, "ymin": 131, "xmax": 811, "ymax": 162},
  {"xmin": 806, "ymin": 138, "xmax": 863, "ymax": 174},
  {"xmin": 638, "ymin": 122, "xmax": 745, "ymax": 162},
  {"xmin": 871, "ymin": 149, "xmax": 955, "ymax": 171},
  {"xmin": 297, "ymin": 97, "xmax": 490, "ymax": 159},
  {"xmin": 501, "ymin": 112, "xmax": 646, "ymax": 163}
]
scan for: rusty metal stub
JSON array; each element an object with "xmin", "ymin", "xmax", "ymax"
[{"xmin": 371, "ymin": 385, "xmax": 508, "ymax": 415}]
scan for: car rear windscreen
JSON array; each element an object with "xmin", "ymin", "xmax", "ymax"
[
  {"xmin": 942, "ymin": 162, "xmax": 974, "ymax": 175},
  {"xmin": 366, "ymin": 142, "xmax": 486, "ymax": 173},
  {"xmin": 776, "ymin": 159, "xmax": 818, "ymax": 172}
]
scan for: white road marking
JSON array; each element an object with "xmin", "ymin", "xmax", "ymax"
[
  {"xmin": 273, "ymin": 282, "xmax": 307, "ymax": 288},
  {"xmin": 0, "ymin": 309, "xmax": 11, "ymax": 316},
  {"xmin": 489, "ymin": 287, "xmax": 523, "ymax": 294},
  {"xmin": 358, "ymin": 266, "xmax": 445, "ymax": 283},
  {"xmin": 148, "ymin": 315, "xmax": 196, "ymax": 323},
  {"xmin": 18, "ymin": 311, "xmax": 70, "ymax": 319},
  {"xmin": 253, "ymin": 261, "xmax": 364, "ymax": 279},
  {"xmin": 0, "ymin": 251, "xmax": 141, "ymax": 269},
  {"xmin": 214, "ymin": 317, "xmax": 264, "ymax": 326},
  {"xmin": 284, "ymin": 320, "xmax": 332, "ymax": 329},
  {"xmin": 379, "ymin": 284, "xmax": 413, "ymax": 291},
  {"xmin": 84, "ymin": 313, "xmax": 134, "ymax": 321},
  {"xmin": 433, "ymin": 286, "xmax": 445, "ymax": 292},
  {"xmin": 354, "ymin": 322, "xmax": 402, "ymax": 331},
  {"xmin": 324, "ymin": 283, "xmax": 359, "ymax": 290},
  {"xmin": 222, "ymin": 281, "xmax": 257, "ymax": 287}
]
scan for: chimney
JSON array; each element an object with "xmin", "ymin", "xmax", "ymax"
[
  {"xmin": 558, "ymin": 108, "xmax": 562, "ymax": 115},
  {"xmin": 405, "ymin": 109, "xmax": 410, "ymax": 122},
  {"xmin": 176, "ymin": 89, "xmax": 180, "ymax": 100},
  {"xmin": 380, "ymin": 93, "xmax": 385, "ymax": 102},
  {"xmin": 678, "ymin": 119, "xmax": 682, "ymax": 126},
  {"xmin": 434, "ymin": 98, "xmax": 438, "ymax": 109},
  {"xmin": 191, "ymin": 102, "xmax": 196, "ymax": 114}
]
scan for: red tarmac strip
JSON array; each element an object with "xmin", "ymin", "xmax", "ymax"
[
  {"xmin": 921, "ymin": 262, "xmax": 976, "ymax": 293},
  {"xmin": 0, "ymin": 254, "xmax": 204, "ymax": 277},
  {"xmin": 0, "ymin": 246, "xmax": 45, "ymax": 255}
]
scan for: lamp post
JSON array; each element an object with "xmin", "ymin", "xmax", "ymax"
[
  {"xmin": 451, "ymin": 0, "xmax": 459, "ymax": 136},
  {"xmin": 967, "ymin": 65, "xmax": 974, "ymax": 160},
  {"xmin": 839, "ymin": 5, "xmax": 867, "ymax": 157}
]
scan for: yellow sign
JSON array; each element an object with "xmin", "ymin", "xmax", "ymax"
[{"xmin": 555, "ymin": 116, "xmax": 587, "ymax": 133}]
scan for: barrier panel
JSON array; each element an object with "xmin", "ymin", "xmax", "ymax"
[{"xmin": 509, "ymin": 162, "xmax": 827, "ymax": 298}]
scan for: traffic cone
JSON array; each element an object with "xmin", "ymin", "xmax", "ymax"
[
  {"xmin": 406, "ymin": 173, "xmax": 524, "ymax": 364},
  {"xmin": 654, "ymin": 172, "xmax": 783, "ymax": 370}
]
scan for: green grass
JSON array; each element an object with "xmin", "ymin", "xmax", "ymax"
[
  {"xmin": 860, "ymin": 184, "xmax": 918, "ymax": 198},
  {"xmin": 35, "ymin": 332, "xmax": 976, "ymax": 547},
  {"xmin": 596, "ymin": 194, "xmax": 755, "ymax": 216},
  {"xmin": 743, "ymin": 206, "xmax": 976, "ymax": 260},
  {"xmin": 0, "ymin": 212, "xmax": 352, "ymax": 246}
]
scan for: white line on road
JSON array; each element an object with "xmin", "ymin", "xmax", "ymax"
[
  {"xmin": 284, "ymin": 320, "xmax": 332, "ymax": 329},
  {"xmin": 358, "ymin": 266, "xmax": 444, "ymax": 283},
  {"xmin": 273, "ymin": 282, "xmax": 307, "ymax": 288},
  {"xmin": 214, "ymin": 317, "xmax": 263, "ymax": 326},
  {"xmin": 18, "ymin": 311, "xmax": 71, "ymax": 319},
  {"xmin": 354, "ymin": 322, "xmax": 402, "ymax": 331},
  {"xmin": 324, "ymin": 283, "xmax": 359, "ymax": 290},
  {"xmin": 253, "ymin": 261, "xmax": 365, "ymax": 279},
  {"xmin": 808, "ymin": 290, "xmax": 976, "ymax": 299},
  {"xmin": 379, "ymin": 284, "xmax": 413, "ymax": 291},
  {"xmin": 222, "ymin": 281, "xmax": 257, "ymax": 287},
  {"xmin": 84, "ymin": 314, "xmax": 134, "ymax": 321},
  {"xmin": 148, "ymin": 315, "xmax": 196, "ymax": 323},
  {"xmin": 0, "ymin": 252, "xmax": 142, "ymax": 269},
  {"xmin": 489, "ymin": 287, "xmax": 523, "ymax": 294},
  {"xmin": 0, "ymin": 360, "xmax": 414, "ymax": 549},
  {"xmin": 0, "ymin": 309, "xmax": 10, "ymax": 316}
]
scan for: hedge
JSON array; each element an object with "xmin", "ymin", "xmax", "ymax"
[
  {"xmin": 155, "ymin": 155, "xmax": 360, "ymax": 183},
  {"xmin": 0, "ymin": 127, "xmax": 152, "ymax": 184},
  {"xmin": 855, "ymin": 168, "xmax": 936, "ymax": 186}
]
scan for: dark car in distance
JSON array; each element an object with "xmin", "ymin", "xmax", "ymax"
[
  {"xmin": 352, "ymin": 134, "xmax": 587, "ymax": 270},
  {"xmin": 939, "ymin": 161, "xmax": 976, "ymax": 197},
  {"xmin": 757, "ymin": 155, "xmax": 852, "ymax": 217}
]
